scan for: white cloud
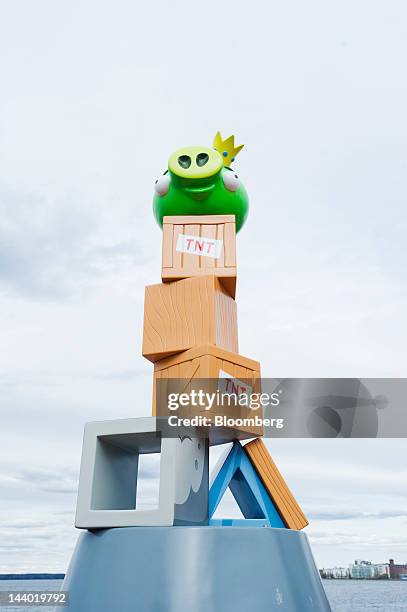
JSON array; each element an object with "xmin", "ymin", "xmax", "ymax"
[{"xmin": 0, "ymin": 189, "xmax": 150, "ymax": 299}]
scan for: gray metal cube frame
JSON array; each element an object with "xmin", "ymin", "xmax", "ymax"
[{"xmin": 75, "ymin": 417, "xmax": 209, "ymax": 528}]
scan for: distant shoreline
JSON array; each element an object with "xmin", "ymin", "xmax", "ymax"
[{"xmin": 0, "ymin": 574, "xmax": 65, "ymax": 580}]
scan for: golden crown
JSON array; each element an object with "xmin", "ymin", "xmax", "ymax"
[{"xmin": 213, "ymin": 131, "xmax": 244, "ymax": 167}]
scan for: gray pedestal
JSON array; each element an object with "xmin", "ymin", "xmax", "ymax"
[{"xmin": 62, "ymin": 527, "xmax": 331, "ymax": 611}]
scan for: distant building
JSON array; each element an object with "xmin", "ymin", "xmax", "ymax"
[
  {"xmin": 373, "ymin": 563, "xmax": 390, "ymax": 579},
  {"xmin": 389, "ymin": 559, "xmax": 407, "ymax": 580},
  {"xmin": 349, "ymin": 560, "xmax": 390, "ymax": 580},
  {"xmin": 332, "ymin": 567, "xmax": 349, "ymax": 579},
  {"xmin": 320, "ymin": 567, "xmax": 349, "ymax": 579},
  {"xmin": 321, "ymin": 558, "xmax": 407, "ymax": 580},
  {"xmin": 350, "ymin": 560, "xmax": 375, "ymax": 579}
]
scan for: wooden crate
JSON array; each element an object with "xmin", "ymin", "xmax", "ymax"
[
  {"xmin": 244, "ymin": 438, "xmax": 309, "ymax": 530},
  {"xmin": 142, "ymin": 276, "xmax": 238, "ymax": 362},
  {"xmin": 153, "ymin": 345, "xmax": 263, "ymax": 440},
  {"xmin": 161, "ymin": 215, "xmax": 237, "ymax": 298}
]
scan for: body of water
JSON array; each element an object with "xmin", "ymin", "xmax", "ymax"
[
  {"xmin": 0, "ymin": 578, "xmax": 406, "ymax": 610},
  {"xmin": 323, "ymin": 579, "xmax": 407, "ymax": 611}
]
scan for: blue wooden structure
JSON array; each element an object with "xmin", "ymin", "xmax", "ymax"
[{"xmin": 209, "ymin": 442, "xmax": 286, "ymax": 528}]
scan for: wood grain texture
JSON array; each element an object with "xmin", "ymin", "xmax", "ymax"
[
  {"xmin": 142, "ymin": 276, "xmax": 238, "ymax": 362},
  {"xmin": 163, "ymin": 215, "xmax": 235, "ymax": 224},
  {"xmin": 161, "ymin": 215, "xmax": 237, "ymax": 298},
  {"xmin": 153, "ymin": 344, "xmax": 259, "ymax": 372},
  {"xmin": 152, "ymin": 345, "xmax": 263, "ymax": 438},
  {"xmin": 162, "ymin": 223, "xmax": 173, "ymax": 268},
  {"xmin": 244, "ymin": 438, "xmax": 309, "ymax": 530},
  {"xmin": 200, "ymin": 223, "xmax": 216, "ymax": 270}
]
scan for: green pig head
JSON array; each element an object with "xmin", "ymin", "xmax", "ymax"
[{"xmin": 153, "ymin": 132, "xmax": 249, "ymax": 232}]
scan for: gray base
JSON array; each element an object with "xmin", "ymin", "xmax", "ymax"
[{"xmin": 63, "ymin": 527, "xmax": 331, "ymax": 611}]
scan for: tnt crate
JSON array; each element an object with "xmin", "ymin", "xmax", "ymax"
[
  {"xmin": 142, "ymin": 276, "xmax": 238, "ymax": 363},
  {"xmin": 152, "ymin": 344, "xmax": 263, "ymax": 440},
  {"xmin": 161, "ymin": 215, "xmax": 237, "ymax": 298}
]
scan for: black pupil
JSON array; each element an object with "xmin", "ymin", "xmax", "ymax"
[
  {"xmin": 178, "ymin": 155, "xmax": 191, "ymax": 169},
  {"xmin": 196, "ymin": 153, "xmax": 209, "ymax": 167}
]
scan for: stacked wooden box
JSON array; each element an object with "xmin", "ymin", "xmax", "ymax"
[
  {"xmin": 142, "ymin": 214, "xmax": 263, "ymax": 440},
  {"xmin": 140, "ymin": 213, "xmax": 308, "ymax": 530}
]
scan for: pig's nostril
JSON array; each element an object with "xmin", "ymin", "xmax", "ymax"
[
  {"xmin": 196, "ymin": 153, "xmax": 209, "ymax": 167},
  {"xmin": 178, "ymin": 155, "xmax": 191, "ymax": 169}
]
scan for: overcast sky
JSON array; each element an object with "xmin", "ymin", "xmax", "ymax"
[{"xmin": 0, "ymin": 0, "xmax": 406, "ymax": 572}]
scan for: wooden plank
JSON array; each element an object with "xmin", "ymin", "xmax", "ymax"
[
  {"xmin": 200, "ymin": 223, "xmax": 216, "ymax": 269},
  {"xmin": 163, "ymin": 215, "xmax": 235, "ymax": 225},
  {"xmin": 153, "ymin": 344, "xmax": 260, "ymax": 372},
  {"xmin": 162, "ymin": 222, "xmax": 173, "ymax": 268},
  {"xmin": 253, "ymin": 442, "xmax": 301, "ymax": 529},
  {"xmin": 161, "ymin": 267, "xmax": 236, "ymax": 280},
  {"xmin": 182, "ymin": 224, "xmax": 201, "ymax": 272},
  {"xmin": 224, "ymin": 222, "xmax": 237, "ymax": 267},
  {"xmin": 172, "ymin": 223, "xmax": 183, "ymax": 270},
  {"xmin": 248, "ymin": 440, "xmax": 302, "ymax": 529},
  {"xmin": 215, "ymin": 223, "xmax": 225, "ymax": 268},
  {"xmin": 245, "ymin": 444, "xmax": 300, "ymax": 529},
  {"xmin": 244, "ymin": 438, "xmax": 309, "ymax": 530}
]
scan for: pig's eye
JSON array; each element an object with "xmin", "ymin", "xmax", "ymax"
[
  {"xmin": 154, "ymin": 172, "xmax": 170, "ymax": 196},
  {"xmin": 222, "ymin": 170, "xmax": 240, "ymax": 192}
]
